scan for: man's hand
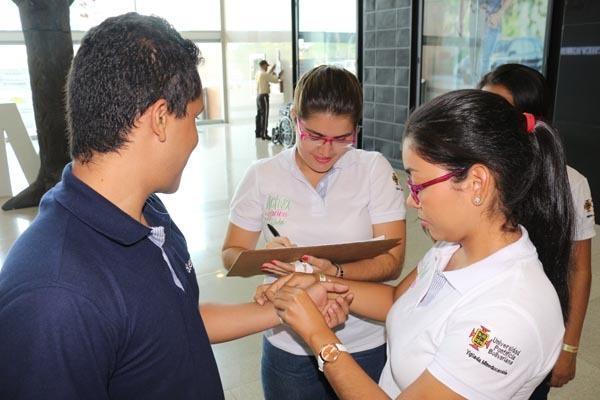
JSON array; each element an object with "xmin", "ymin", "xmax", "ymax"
[
  {"xmin": 549, "ymin": 351, "xmax": 577, "ymax": 387},
  {"xmin": 305, "ymin": 282, "xmax": 353, "ymax": 328},
  {"xmin": 254, "ymin": 273, "xmax": 317, "ymax": 305},
  {"xmin": 271, "ymin": 283, "xmax": 352, "ymax": 339}
]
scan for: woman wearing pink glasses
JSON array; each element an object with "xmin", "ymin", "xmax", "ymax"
[
  {"xmin": 222, "ymin": 65, "xmax": 407, "ymax": 399},
  {"xmin": 258, "ymin": 89, "xmax": 574, "ymax": 399}
]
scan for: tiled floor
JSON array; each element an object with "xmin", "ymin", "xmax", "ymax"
[{"xmin": 1, "ymin": 123, "xmax": 599, "ymax": 399}]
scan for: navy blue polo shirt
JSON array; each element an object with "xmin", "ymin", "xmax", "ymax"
[{"xmin": 0, "ymin": 165, "xmax": 224, "ymax": 399}]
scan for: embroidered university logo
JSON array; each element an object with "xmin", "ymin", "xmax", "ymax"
[
  {"xmin": 185, "ymin": 259, "xmax": 194, "ymax": 274},
  {"xmin": 469, "ymin": 325, "xmax": 492, "ymax": 351},
  {"xmin": 392, "ymin": 171, "xmax": 402, "ymax": 191}
]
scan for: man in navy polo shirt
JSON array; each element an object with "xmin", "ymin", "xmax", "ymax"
[{"xmin": 0, "ymin": 13, "xmax": 349, "ymax": 400}]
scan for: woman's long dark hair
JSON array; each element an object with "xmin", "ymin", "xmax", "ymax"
[
  {"xmin": 477, "ymin": 63, "xmax": 550, "ymax": 119},
  {"xmin": 404, "ymin": 90, "xmax": 573, "ymax": 318}
]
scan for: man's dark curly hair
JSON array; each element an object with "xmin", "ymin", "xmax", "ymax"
[{"xmin": 66, "ymin": 12, "xmax": 203, "ymax": 163}]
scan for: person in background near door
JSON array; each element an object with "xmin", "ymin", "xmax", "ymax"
[
  {"xmin": 479, "ymin": 63, "xmax": 596, "ymax": 399},
  {"xmin": 256, "ymin": 59, "xmax": 282, "ymax": 141}
]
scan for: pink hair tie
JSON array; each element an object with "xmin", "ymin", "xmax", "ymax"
[{"xmin": 523, "ymin": 112, "xmax": 536, "ymax": 133}]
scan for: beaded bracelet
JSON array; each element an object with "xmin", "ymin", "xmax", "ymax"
[{"xmin": 333, "ymin": 263, "xmax": 344, "ymax": 278}]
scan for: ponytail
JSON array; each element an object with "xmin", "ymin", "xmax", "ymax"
[
  {"xmin": 405, "ymin": 90, "xmax": 573, "ymax": 318},
  {"xmin": 514, "ymin": 118, "xmax": 573, "ymax": 318}
]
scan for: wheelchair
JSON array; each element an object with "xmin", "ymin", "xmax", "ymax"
[{"xmin": 271, "ymin": 102, "xmax": 295, "ymax": 148}]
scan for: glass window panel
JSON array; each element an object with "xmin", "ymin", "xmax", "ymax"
[
  {"xmin": 0, "ymin": 41, "xmax": 222, "ymax": 139},
  {"xmin": 226, "ymin": 42, "xmax": 292, "ymax": 122},
  {"xmin": 420, "ymin": 0, "xmax": 550, "ymax": 104},
  {"xmin": 0, "ymin": 2, "xmax": 22, "ymax": 30},
  {"xmin": 298, "ymin": 0, "xmax": 356, "ymax": 33},
  {"xmin": 70, "ymin": 0, "xmax": 135, "ymax": 31},
  {"xmin": 137, "ymin": 0, "xmax": 221, "ymax": 31},
  {"xmin": 225, "ymin": 0, "xmax": 290, "ymax": 31},
  {"xmin": 0, "ymin": 45, "xmax": 36, "ymax": 136},
  {"xmin": 70, "ymin": 0, "xmax": 221, "ymax": 32},
  {"xmin": 298, "ymin": 0, "xmax": 357, "ymax": 76},
  {"xmin": 196, "ymin": 42, "xmax": 224, "ymax": 121}
]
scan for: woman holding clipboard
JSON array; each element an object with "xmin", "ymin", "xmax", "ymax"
[{"xmin": 221, "ymin": 65, "xmax": 407, "ymax": 400}]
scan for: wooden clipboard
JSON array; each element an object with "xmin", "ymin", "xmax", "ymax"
[{"xmin": 227, "ymin": 238, "xmax": 401, "ymax": 278}]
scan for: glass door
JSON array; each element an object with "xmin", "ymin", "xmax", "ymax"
[{"xmin": 295, "ymin": 0, "xmax": 360, "ymax": 80}]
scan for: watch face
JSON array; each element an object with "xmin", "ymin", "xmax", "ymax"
[{"xmin": 321, "ymin": 344, "xmax": 341, "ymax": 363}]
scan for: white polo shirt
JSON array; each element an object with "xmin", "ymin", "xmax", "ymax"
[
  {"xmin": 379, "ymin": 227, "xmax": 564, "ymax": 400},
  {"xmin": 567, "ymin": 165, "xmax": 596, "ymax": 241},
  {"xmin": 230, "ymin": 147, "xmax": 406, "ymax": 355}
]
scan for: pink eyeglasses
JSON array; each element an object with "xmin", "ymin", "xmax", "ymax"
[
  {"xmin": 407, "ymin": 169, "xmax": 465, "ymax": 205},
  {"xmin": 296, "ymin": 119, "xmax": 356, "ymax": 147}
]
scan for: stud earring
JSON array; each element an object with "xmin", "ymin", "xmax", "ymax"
[{"xmin": 473, "ymin": 196, "xmax": 482, "ymax": 206}]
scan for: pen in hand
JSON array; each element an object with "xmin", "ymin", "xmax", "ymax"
[{"xmin": 267, "ymin": 223, "xmax": 280, "ymax": 237}]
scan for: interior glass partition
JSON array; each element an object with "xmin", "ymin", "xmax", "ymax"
[
  {"xmin": 418, "ymin": 0, "xmax": 552, "ymax": 104},
  {"xmin": 296, "ymin": 0, "xmax": 359, "ymax": 78}
]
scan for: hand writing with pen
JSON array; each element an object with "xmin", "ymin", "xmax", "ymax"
[{"xmin": 261, "ymin": 224, "xmax": 340, "ymax": 276}]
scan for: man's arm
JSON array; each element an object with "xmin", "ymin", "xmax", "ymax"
[
  {"xmin": 267, "ymin": 72, "xmax": 280, "ymax": 84},
  {"xmin": 200, "ymin": 302, "xmax": 280, "ymax": 344},
  {"xmin": 202, "ymin": 282, "xmax": 351, "ymax": 344}
]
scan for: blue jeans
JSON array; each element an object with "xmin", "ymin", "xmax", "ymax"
[
  {"xmin": 261, "ymin": 337, "xmax": 387, "ymax": 400},
  {"xmin": 529, "ymin": 374, "xmax": 551, "ymax": 400}
]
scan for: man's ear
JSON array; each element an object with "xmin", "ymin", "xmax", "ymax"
[{"xmin": 149, "ymin": 99, "xmax": 169, "ymax": 143}]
